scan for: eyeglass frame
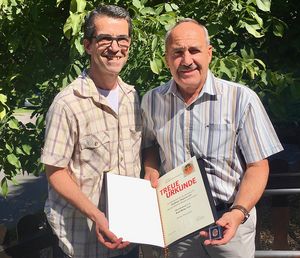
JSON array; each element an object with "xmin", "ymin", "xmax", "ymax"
[{"xmin": 92, "ymin": 34, "xmax": 130, "ymax": 48}]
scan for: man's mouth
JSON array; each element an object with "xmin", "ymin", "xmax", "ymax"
[
  {"xmin": 178, "ymin": 65, "xmax": 198, "ymax": 74},
  {"xmin": 105, "ymin": 56, "xmax": 122, "ymax": 60}
]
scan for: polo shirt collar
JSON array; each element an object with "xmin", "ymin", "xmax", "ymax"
[{"xmin": 164, "ymin": 70, "xmax": 221, "ymax": 99}]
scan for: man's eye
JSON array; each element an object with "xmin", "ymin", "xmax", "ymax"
[
  {"xmin": 117, "ymin": 37, "xmax": 129, "ymax": 43},
  {"xmin": 100, "ymin": 37, "xmax": 113, "ymax": 42},
  {"xmin": 190, "ymin": 49, "xmax": 200, "ymax": 54},
  {"xmin": 173, "ymin": 51, "xmax": 183, "ymax": 57}
]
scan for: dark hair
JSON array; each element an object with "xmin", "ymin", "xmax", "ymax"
[{"xmin": 83, "ymin": 5, "xmax": 132, "ymax": 41}]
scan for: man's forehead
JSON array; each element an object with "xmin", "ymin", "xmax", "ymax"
[
  {"xmin": 94, "ymin": 16, "xmax": 129, "ymax": 34},
  {"xmin": 171, "ymin": 26, "xmax": 204, "ymax": 39},
  {"xmin": 167, "ymin": 23, "xmax": 205, "ymax": 44},
  {"xmin": 168, "ymin": 36, "xmax": 203, "ymax": 50}
]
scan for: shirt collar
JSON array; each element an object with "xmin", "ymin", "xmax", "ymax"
[
  {"xmin": 73, "ymin": 70, "xmax": 134, "ymax": 99},
  {"xmin": 163, "ymin": 70, "xmax": 221, "ymax": 99}
]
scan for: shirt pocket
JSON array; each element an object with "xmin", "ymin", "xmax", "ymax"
[
  {"xmin": 201, "ymin": 123, "xmax": 237, "ymax": 160},
  {"xmin": 79, "ymin": 134, "xmax": 110, "ymax": 163}
]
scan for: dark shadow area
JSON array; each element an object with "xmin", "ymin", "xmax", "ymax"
[
  {"xmin": 256, "ymin": 144, "xmax": 300, "ymax": 251},
  {"xmin": 0, "ymin": 174, "xmax": 56, "ymax": 258},
  {"xmin": 0, "ymin": 174, "xmax": 48, "ymax": 229}
]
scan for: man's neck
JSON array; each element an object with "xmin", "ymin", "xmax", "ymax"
[{"xmin": 88, "ymin": 68, "xmax": 118, "ymax": 90}]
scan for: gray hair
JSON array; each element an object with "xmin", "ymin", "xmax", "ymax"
[
  {"xmin": 83, "ymin": 5, "xmax": 132, "ymax": 41},
  {"xmin": 165, "ymin": 18, "xmax": 210, "ymax": 47}
]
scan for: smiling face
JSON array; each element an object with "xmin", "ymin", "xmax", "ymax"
[
  {"xmin": 84, "ymin": 15, "xmax": 131, "ymax": 83},
  {"xmin": 165, "ymin": 22, "xmax": 212, "ymax": 102}
]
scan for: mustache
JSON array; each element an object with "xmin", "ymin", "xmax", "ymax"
[{"xmin": 178, "ymin": 64, "xmax": 198, "ymax": 72}]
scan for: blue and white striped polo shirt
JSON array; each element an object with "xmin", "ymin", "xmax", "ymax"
[{"xmin": 141, "ymin": 70, "xmax": 283, "ymax": 203}]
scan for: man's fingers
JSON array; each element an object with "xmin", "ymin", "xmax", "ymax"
[
  {"xmin": 144, "ymin": 171, "xmax": 159, "ymax": 188},
  {"xmin": 116, "ymin": 241, "xmax": 130, "ymax": 249},
  {"xmin": 150, "ymin": 175, "xmax": 158, "ymax": 188},
  {"xmin": 96, "ymin": 227, "xmax": 124, "ymax": 249},
  {"xmin": 199, "ymin": 230, "xmax": 208, "ymax": 238}
]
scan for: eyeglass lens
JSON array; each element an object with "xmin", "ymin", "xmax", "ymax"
[{"xmin": 94, "ymin": 34, "xmax": 130, "ymax": 48}]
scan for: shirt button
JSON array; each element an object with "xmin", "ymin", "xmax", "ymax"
[{"xmin": 94, "ymin": 141, "xmax": 99, "ymax": 146}]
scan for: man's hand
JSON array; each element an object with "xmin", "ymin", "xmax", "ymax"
[
  {"xmin": 94, "ymin": 210, "xmax": 130, "ymax": 249},
  {"xmin": 144, "ymin": 169, "xmax": 160, "ymax": 188},
  {"xmin": 199, "ymin": 209, "xmax": 244, "ymax": 246},
  {"xmin": 143, "ymin": 146, "xmax": 160, "ymax": 188}
]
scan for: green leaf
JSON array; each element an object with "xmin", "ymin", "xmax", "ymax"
[
  {"xmin": 273, "ymin": 21, "xmax": 284, "ymax": 37},
  {"xmin": 155, "ymin": 5, "xmax": 164, "ymax": 15},
  {"xmin": 22, "ymin": 144, "xmax": 32, "ymax": 155},
  {"xmin": 240, "ymin": 48, "xmax": 248, "ymax": 59},
  {"xmin": 0, "ymin": 93, "xmax": 7, "ymax": 104},
  {"xmin": 140, "ymin": 7, "xmax": 156, "ymax": 15},
  {"xmin": 5, "ymin": 143, "xmax": 13, "ymax": 153},
  {"xmin": 151, "ymin": 36, "xmax": 158, "ymax": 52},
  {"xmin": 255, "ymin": 0, "xmax": 270, "ymax": 12},
  {"xmin": 9, "ymin": 74, "xmax": 20, "ymax": 82},
  {"xmin": 249, "ymin": 11, "xmax": 263, "ymax": 27},
  {"xmin": 170, "ymin": 3, "xmax": 179, "ymax": 10},
  {"xmin": 16, "ymin": 147, "xmax": 25, "ymax": 155},
  {"xmin": 261, "ymin": 71, "xmax": 268, "ymax": 85},
  {"xmin": 133, "ymin": 0, "xmax": 142, "ymax": 9},
  {"xmin": 0, "ymin": 106, "xmax": 6, "ymax": 120},
  {"xmin": 1, "ymin": 178, "xmax": 8, "ymax": 197},
  {"xmin": 63, "ymin": 13, "xmax": 73, "ymax": 39},
  {"xmin": 245, "ymin": 24, "xmax": 264, "ymax": 38},
  {"xmin": 254, "ymin": 58, "xmax": 266, "ymax": 69},
  {"xmin": 150, "ymin": 58, "xmax": 163, "ymax": 74},
  {"xmin": 70, "ymin": 0, "xmax": 76, "ymax": 13},
  {"xmin": 75, "ymin": 0, "xmax": 86, "ymax": 13},
  {"xmin": 56, "ymin": 0, "xmax": 64, "ymax": 7},
  {"xmin": 219, "ymin": 59, "xmax": 232, "ymax": 78},
  {"xmin": 229, "ymin": 42, "xmax": 237, "ymax": 51},
  {"xmin": 74, "ymin": 36, "xmax": 84, "ymax": 55},
  {"xmin": 7, "ymin": 153, "xmax": 21, "ymax": 168},
  {"xmin": 63, "ymin": 12, "xmax": 82, "ymax": 38},
  {"xmin": 164, "ymin": 3, "xmax": 172, "ymax": 12},
  {"xmin": 8, "ymin": 119, "xmax": 19, "ymax": 130}
]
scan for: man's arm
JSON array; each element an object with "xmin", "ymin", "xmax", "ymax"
[
  {"xmin": 45, "ymin": 165, "xmax": 129, "ymax": 249},
  {"xmin": 143, "ymin": 146, "xmax": 160, "ymax": 188},
  {"xmin": 201, "ymin": 159, "xmax": 269, "ymax": 245}
]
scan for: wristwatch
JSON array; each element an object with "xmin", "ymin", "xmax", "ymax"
[{"xmin": 229, "ymin": 205, "xmax": 250, "ymax": 224}]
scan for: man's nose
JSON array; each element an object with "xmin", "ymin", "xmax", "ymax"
[
  {"xmin": 181, "ymin": 52, "xmax": 193, "ymax": 66},
  {"xmin": 109, "ymin": 39, "xmax": 120, "ymax": 52}
]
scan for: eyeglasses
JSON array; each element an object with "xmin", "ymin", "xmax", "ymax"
[{"xmin": 92, "ymin": 34, "xmax": 130, "ymax": 48}]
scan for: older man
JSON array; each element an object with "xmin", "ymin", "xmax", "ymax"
[
  {"xmin": 141, "ymin": 18, "xmax": 283, "ymax": 258},
  {"xmin": 41, "ymin": 5, "xmax": 141, "ymax": 258}
]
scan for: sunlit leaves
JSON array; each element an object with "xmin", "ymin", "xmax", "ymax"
[
  {"xmin": 255, "ymin": 0, "xmax": 271, "ymax": 12},
  {"xmin": 150, "ymin": 58, "xmax": 163, "ymax": 74},
  {"xmin": 7, "ymin": 153, "xmax": 21, "ymax": 169}
]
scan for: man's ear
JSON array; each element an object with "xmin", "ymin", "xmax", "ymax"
[
  {"xmin": 207, "ymin": 45, "xmax": 213, "ymax": 63},
  {"xmin": 83, "ymin": 39, "xmax": 92, "ymax": 55},
  {"xmin": 165, "ymin": 53, "xmax": 169, "ymax": 68}
]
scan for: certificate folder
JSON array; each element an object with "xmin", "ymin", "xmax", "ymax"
[{"xmin": 104, "ymin": 156, "xmax": 217, "ymax": 247}]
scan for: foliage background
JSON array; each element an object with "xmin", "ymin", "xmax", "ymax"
[{"xmin": 0, "ymin": 0, "xmax": 299, "ymax": 196}]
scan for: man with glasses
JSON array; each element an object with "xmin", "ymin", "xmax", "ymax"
[{"xmin": 41, "ymin": 5, "xmax": 141, "ymax": 258}]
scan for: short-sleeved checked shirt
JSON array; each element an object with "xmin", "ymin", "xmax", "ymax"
[
  {"xmin": 141, "ymin": 70, "xmax": 283, "ymax": 204},
  {"xmin": 41, "ymin": 71, "xmax": 142, "ymax": 258}
]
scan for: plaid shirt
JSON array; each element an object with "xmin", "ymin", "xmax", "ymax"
[
  {"xmin": 41, "ymin": 71, "xmax": 142, "ymax": 257},
  {"xmin": 141, "ymin": 70, "xmax": 283, "ymax": 204}
]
